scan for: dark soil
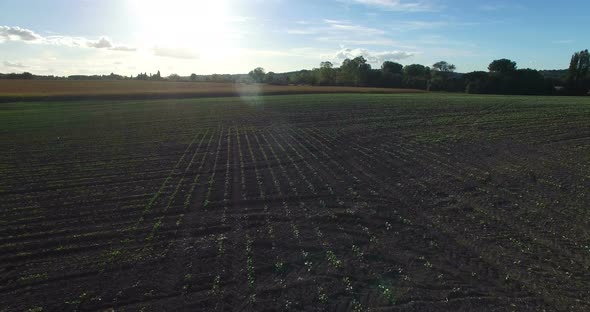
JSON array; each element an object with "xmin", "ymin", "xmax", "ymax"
[{"xmin": 1, "ymin": 94, "xmax": 589, "ymax": 311}]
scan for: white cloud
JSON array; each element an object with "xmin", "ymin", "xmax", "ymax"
[
  {"xmin": 316, "ymin": 36, "xmax": 401, "ymax": 46},
  {"xmin": 324, "ymin": 19, "xmax": 385, "ymax": 35},
  {"xmin": 351, "ymin": 0, "xmax": 435, "ymax": 11},
  {"xmin": 87, "ymin": 37, "xmax": 112, "ymax": 49},
  {"xmin": 329, "ymin": 23, "xmax": 385, "ymax": 35},
  {"xmin": 287, "ymin": 29, "xmax": 318, "ymax": 35},
  {"xmin": 287, "ymin": 19, "xmax": 397, "ymax": 48},
  {"xmin": 3, "ymin": 61, "xmax": 27, "ymax": 68},
  {"xmin": 330, "ymin": 48, "xmax": 414, "ymax": 64},
  {"xmin": 86, "ymin": 37, "xmax": 136, "ymax": 51},
  {"xmin": 37, "ymin": 35, "xmax": 92, "ymax": 48},
  {"xmin": 153, "ymin": 46, "xmax": 199, "ymax": 59},
  {"xmin": 323, "ymin": 19, "xmax": 349, "ymax": 24},
  {"xmin": 0, "ymin": 25, "xmax": 135, "ymax": 52},
  {"xmin": 287, "ymin": 19, "xmax": 385, "ymax": 37},
  {"xmin": 0, "ymin": 26, "xmax": 41, "ymax": 42}
]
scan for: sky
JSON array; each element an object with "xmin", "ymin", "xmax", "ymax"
[{"xmin": 0, "ymin": 0, "xmax": 588, "ymax": 76}]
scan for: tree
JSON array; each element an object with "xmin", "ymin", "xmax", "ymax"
[
  {"xmin": 317, "ymin": 61, "xmax": 336, "ymax": 85},
  {"xmin": 403, "ymin": 64, "xmax": 429, "ymax": 77},
  {"xmin": 368, "ymin": 69, "xmax": 385, "ymax": 87},
  {"xmin": 320, "ymin": 61, "xmax": 334, "ymax": 69},
  {"xmin": 432, "ymin": 61, "xmax": 456, "ymax": 72},
  {"xmin": 355, "ymin": 57, "xmax": 372, "ymax": 86},
  {"xmin": 136, "ymin": 72, "xmax": 149, "ymax": 80},
  {"xmin": 380, "ymin": 61, "xmax": 403, "ymax": 88},
  {"xmin": 463, "ymin": 71, "xmax": 490, "ymax": 94},
  {"xmin": 567, "ymin": 49, "xmax": 589, "ymax": 90},
  {"xmin": 488, "ymin": 59, "xmax": 517, "ymax": 74},
  {"xmin": 290, "ymin": 70, "xmax": 316, "ymax": 85},
  {"xmin": 190, "ymin": 73, "xmax": 197, "ymax": 81},
  {"xmin": 265, "ymin": 71, "xmax": 276, "ymax": 84},
  {"xmin": 339, "ymin": 56, "xmax": 371, "ymax": 86},
  {"xmin": 168, "ymin": 73, "xmax": 180, "ymax": 81},
  {"xmin": 513, "ymin": 69, "xmax": 552, "ymax": 95},
  {"xmin": 403, "ymin": 64, "xmax": 430, "ymax": 90},
  {"xmin": 430, "ymin": 61, "xmax": 458, "ymax": 91},
  {"xmin": 248, "ymin": 67, "xmax": 266, "ymax": 83},
  {"xmin": 266, "ymin": 72, "xmax": 288, "ymax": 85},
  {"xmin": 381, "ymin": 61, "xmax": 403, "ymax": 75},
  {"xmin": 462, "ymin": 67, "xmax": 552, "ymax": 95}
]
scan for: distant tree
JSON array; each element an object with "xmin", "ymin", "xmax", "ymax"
[
  {"xmin": 368, "ymin": 69, "xmax": 385, "ymax": 87},
  {"xmin": 265, "ymin": 71, "xmax": 276, "ymax": 83},
  {"xmin": 135, "ymin": 72, "xmax": 149, "ymax": 80},
  {"xmin": 513, "ymin": 68, "xmax": 552, "ymax": 95},
  {"xmin": 320, "ymin": 61, "xmax": 333, "ymax": 69},
  {"xmin": 432, "ymin": 61, "xmax": 456, "ymax": 72},
  {"xmin": 462, "ymin": 67, "xmax": 552, "ymax": 95},
  {"xmin": 265, "ymin": 72, "xmax": 288, "ymax": 85},
  {"xmin": 381, "ymin": 61, "xmax": 403, "ymax": 75},
  {"xmin": 337, "ymin": 59, "xmax": 354, "ymax": 85},
  {"xmin": 403, "ymin": 64, "xmax": 430, "ymax": 90},
  {"xmin": 290, "ymin": 70, "xmax": 316, "ymax": 85},
  {"xmin": 566, "ymin": 49, "xmax": 589, "ymax": 94},
  {"xmin": 355, "ymin": 57, "xmax": 372, "ymax": 86},
  {"xmin": 429, "ymin": 61, "xmax": 458, "ymax": 91},
  {"xmin": 21, "ymin": 72, "xmax": 34, "ymax": 79},
  {"xmin": 339, "ymin": 56, "xmax": 371, "ymax": 86},
  {"xmin": 108, "ymin": 72, "xmax": 124, "ymax": 80},
  {"xmin": 403, "ymin": 64, "xmax": 429, "ymax": 77},
  {"xmin": 168, "ymin": 73, "xmax": 180, "ymax": 81},
  {"xmin": 317, "ymin": 61, "xmax": 336, "ymax": 85},
  {"xmin": 207, "ymin": 74, "xmax": 223, "ymax": 82},
  {"xmin": 5, "ymin": 72, "xmax": 35, "ymax": 79},
  {"xmin": 155, "ymin": 70, "xmax": 161, "ymax": 79},
  {"xmin": 248, "ymin": 67, "xmax": 266, "ymax": 83},
  {"xmin": 488, "ymin": 59, "xmax": 517, "ymax": 74},
  {"xmin": 380, "ymin": 61, "xmax": 403, "ymax": 88},
  {"xmin": 463, "ymin": 71, "xmax": 490, "ymax": 94},
  {"xmin": 190, "ymin": 73, "xmax": 197, "ymax": 81}
]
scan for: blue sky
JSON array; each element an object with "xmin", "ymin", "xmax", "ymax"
[{"xmin": 0, "ymin": 0, "xmax": 588, "ymax": 76}]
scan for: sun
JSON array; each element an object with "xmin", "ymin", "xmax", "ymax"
[{"xmin": 129, "ymin": 0, "xmax": 233, "ymax": 57}]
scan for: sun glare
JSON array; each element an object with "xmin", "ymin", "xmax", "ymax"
[{"xmin": 129, "ymin": 0, "xmax": 233, "ymax": 57}]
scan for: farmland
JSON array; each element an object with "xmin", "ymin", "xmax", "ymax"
[
  {"xmin": 0, "ymin": 80, "xmax": 422, "ymax": 103},
  {"xmin": 1, "ymin": 93, "xmax": 590, "ymax": 311}
]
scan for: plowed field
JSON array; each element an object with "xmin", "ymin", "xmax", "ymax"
[{"xmin": 1, "ymin": 94, "xmax": 590, "ymax": 311}]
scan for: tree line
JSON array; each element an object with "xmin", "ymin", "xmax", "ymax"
[{"xmin": 247, "ymin": 49, "xmax": 589, "ymax": 95}]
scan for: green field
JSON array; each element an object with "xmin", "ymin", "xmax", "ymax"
[{"xmin": 2, "ymin": 93, "xmax": 590, "ymax": 311}]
